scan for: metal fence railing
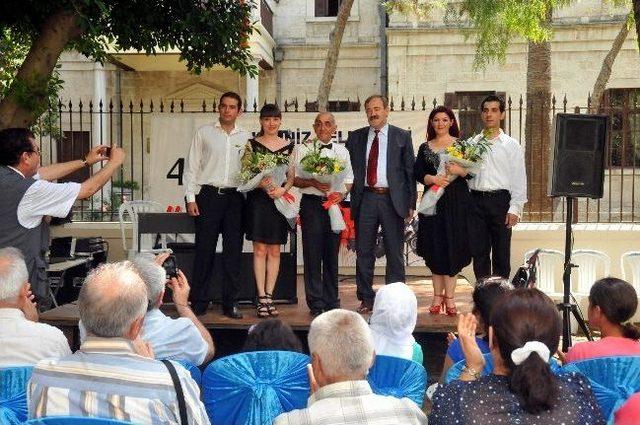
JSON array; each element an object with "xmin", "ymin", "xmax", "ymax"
[{"xmin": 33, "ymin": 90, "xmax": 640, "ymax": 223}]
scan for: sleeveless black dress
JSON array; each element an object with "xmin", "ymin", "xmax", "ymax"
[
  {"xmin": 414, "ymin": 142, "xmax": 472, "ymax": 276},
  {"xmin": 245, "ymin": 138, "xmax": 294, "ymax": 245}
]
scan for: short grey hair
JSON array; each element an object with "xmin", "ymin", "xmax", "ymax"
[
  {"xmin": 0, "ymin": 247, "xmax": 28, "ymax": 301},
  {"xmin": 132, "ymin": 253, "xmax": 166, "ymax": 310},
  {"xmin": 308, "ymin": 309, "xmax": 375, "ymax": 379},
  {"xmin": 79, "ymin": 261, "xmax": 148, "ymax": 338}
]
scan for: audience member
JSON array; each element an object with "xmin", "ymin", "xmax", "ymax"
[
  {"xmin": 28, "ymin": 261, "xmax": 210, "ymax": 424},
  {"xmin": 243, "ymin": 318, "xmax": 303, "ymax": 353},
  {"xmin": 0, "ymin": 247, "xmax": 70, "ymax": 366},
  {"xmin": 274, "ymin": 309, "xmax": 427, "ymax": 425},
  {"xmin": 440, "ymin": 277, "xmax": 511, "ymax": 380},
  {"xmin": 133, "ymin": 253, "xmax": 215, "ymax": 365},
  {"xmin": 430, "ymin": 288, "xmax": 605, "ymax": 424},
  {"xmin": 369, "ymin": 281, "xmax": 423, "ymax": 363},
  {"xmin": 565, "ymin": 277, "xmax": 640, "ymax": 363}
]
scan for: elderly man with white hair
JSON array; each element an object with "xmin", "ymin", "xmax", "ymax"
[
  {"xmin": 28, "ymin": 261, "xmax": 211, "ymax": 424},
  {"xmin": 133, "ymin": 253, "xmax": 215, "ymax": 365},
  {"xmin": 0, "ymin": 247, "xmax": 71, "ymax": 366},
  {"xmin": 274, "ymin": 309, "xmax": 427, "ymax": 425}
]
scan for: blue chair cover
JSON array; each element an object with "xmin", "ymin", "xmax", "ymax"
[
  {"xmin": 175, "ymin": 359, "xmax": 202, "ymax": 386},
  {"xmin": 367, "ymin": 355, "xmax": 428, "ymax": 407},
  {"xmin": 202, "ymin": 351, "xmax": 311, "ymax": 425},
  {"xmin": 561, "ymin": 356, "xmax": 640, "ymax": 423},
  {"xmin": 23, "ymin": 416, "xmax": 132, "ymax": 424},
  {"xmin": 445, "ymin": 353, "xmax": 562, "ymax": 384},
  {"xmin": 0, "ymin": 366, "xmax": 33, "ymax": 425}
]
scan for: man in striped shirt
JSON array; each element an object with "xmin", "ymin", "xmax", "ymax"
[{"xmin": 28, "ymin": 261, "xmax": 210, "ymax": 424}]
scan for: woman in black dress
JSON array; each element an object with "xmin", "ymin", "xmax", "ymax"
[
  {"xmin": 245, "ymin": 104, "xmax": 295, "ymax": 318},
  {"xmin": 414, "ymin": 106, "xmax": 471, "ymax": 316}
]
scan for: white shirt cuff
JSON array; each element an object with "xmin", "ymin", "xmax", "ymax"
[
  {"xmin": 185, "ymin": 193, "xmax": 196, "ymax": 203},
  {"xmin": 508, "ymin": 204, "xmax": 522, "ymax": 218}
]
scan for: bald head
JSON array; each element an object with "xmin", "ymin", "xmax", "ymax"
[
  {"xmin": 313, "ymin": 112, "xmax": 337, "ymax": 142},
  {"xmin": 78, "ymin": 261, "xmax": 148, "ymax": 338}
]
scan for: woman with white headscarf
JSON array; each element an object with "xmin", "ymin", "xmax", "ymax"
[{"xmin": 369, "ymin": 282, "xmax": 423, "ymax": 363}]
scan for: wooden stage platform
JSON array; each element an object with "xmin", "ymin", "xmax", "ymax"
[{"xmin": 40, "ymin": 275, "xmax": 472, "ymax": 334}]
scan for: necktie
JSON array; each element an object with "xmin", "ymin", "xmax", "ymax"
[
  {"xmin": 367, "ymin": 130, "xmax": 380, "ymax": 187},
  {"xmin": 319, "ymin": 143, "xmax": 333, "ymax": 151}
]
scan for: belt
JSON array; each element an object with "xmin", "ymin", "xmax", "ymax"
[
  {"xmin": 365, "ymin": 186, "xmax": 390, "ymax": 194},
  {"xmin": 471, "ymin": 189, "xmax": 509, "ymax": 196},
  {"xmin": 302, "ymin": 194, "xmax": 328, "ymax": 201},
  {"xmin": 204, "ymin": 185, "xmax": 237, "ymax": 195}
]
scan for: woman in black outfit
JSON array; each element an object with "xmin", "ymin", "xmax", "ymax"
[
  {"xmin": 414, "ymin": 106, "xmax": 471, "ymax": 316},
  {"xmin": 245, "ymin": 104, "xmax": 295, "ymax": 318}
]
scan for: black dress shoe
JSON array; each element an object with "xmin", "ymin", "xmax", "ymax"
[
  {"xmin": 192, "ymin": 302, "xmax": 209, "ymax": 316},
  {"xmin": 222, "ymin": 304, "xmax": 243, "ymax": 319}
]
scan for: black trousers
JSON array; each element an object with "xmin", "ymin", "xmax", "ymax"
[
  {"xmin": 190, "ymin": 186, "xmax": 244, "ymax": 309},
  {"xmin": 468, "ymin": 190, "xmax": 512, "ymax": 279},
  {"xmin": 355, "ymin": 191, "xmax": 405, "ymax": 303},
  {"xmin": 300, "ymin": 195, "xmax": 340, "ymax": 311}
]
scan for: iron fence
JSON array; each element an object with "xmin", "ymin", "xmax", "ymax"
[{"xmin": 33, "ymin": 90, "xmax": 640, "ymax": 223}]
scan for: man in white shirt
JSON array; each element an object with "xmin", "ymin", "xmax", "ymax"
[
  {"xmin": 0, "ymin": 247, "xmax": 71, "ymax": 366},
  {"xmin": 0, "ymin": 128, "xmax": 124, "ymax": 306},
  {"xmin": 294, "ymin": 113, "xmax": 354, "ymax": 316},
  {"xmin": 132, "ymin": 253, "xmax": 215, "ymax": 366},
  {"xmin": 274, "ymin": 309, "xmax": 427, "ymax": 425},
  {"xmin": 184, "ymin": 92, "xmax": 249, "ymax": 318},
  {"xmin": 465, "ymin": 95, "xmax": 527, "ymax": 279}
]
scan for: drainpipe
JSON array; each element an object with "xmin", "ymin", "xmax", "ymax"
[{"xmin": 378, "ymin": 3, "xmax": 388, "ymax": 97}]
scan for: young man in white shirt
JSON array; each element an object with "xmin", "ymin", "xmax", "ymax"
[
  {"xmin": 464, "ymin": 95, "xmax": 527, "ymax": 279},
  {"xmin": 183, "ymin": 92, "xmax": 249, "ymax": 318},
  {"xmin": 0, "ymin": 247, "xmax": 71, "ymax": 366},
  {"xmin": 294, "ymin": 113, "xmax": 353, "ymax": 317}
]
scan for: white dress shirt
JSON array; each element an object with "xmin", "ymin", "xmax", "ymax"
[
  {"xmin": 183, "ymin": 122, "xmax": 250, "ymax": 202},
  {"xmin": 0, "ymin": 308, "xmax": 71, "ymax": 367},
  {"xmin": 8, "ymin": 166, "xmax": 81, "ymax": 229},
  {"xmin": 467, "ymin": 129, "xmax": 528, "ymax": 217},
  {"xmin": 295, "ymin": 141, "xmax": 354, "ymax": 196},
  {"xmin": 141, "ymin": 308, "xmax": 209, "ymax": 366},
  {"xmin": 365, "ymin": 124, "xmax": 389, "ymax": 188}
]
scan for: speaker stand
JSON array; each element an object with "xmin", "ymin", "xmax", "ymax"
[{"xmin": 558, "ymin": 196, "xmax": 593, "ymax": 352}]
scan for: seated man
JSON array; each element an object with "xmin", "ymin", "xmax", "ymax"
[
  {"xmin": 0, "ymin": 247, "xmax": 71, "ymax": 366},
  {"xmin": 28, "ymin": 261, "xmax": 210, "ymax": 424},
  {"xmin": 133, "ymin": 253, "xmax": 215, "ymax": 365},
  {"xmin": 275, "ymin": 309, "xmax": 427, "ymax": 425}
]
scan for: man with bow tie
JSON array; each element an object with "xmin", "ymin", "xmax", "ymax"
[{"xmin": 294, "ymin": 113, "xmax": 353, "ymax": 317}]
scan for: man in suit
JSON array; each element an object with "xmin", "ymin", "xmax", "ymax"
[{"xmin": 346, "ymin": 95, "xmax": 416, "ymax": 313}]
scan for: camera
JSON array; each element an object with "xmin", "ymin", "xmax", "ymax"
[{"xmin": 162, "ymin": 254, "xmax": 178, "ymax": 278}]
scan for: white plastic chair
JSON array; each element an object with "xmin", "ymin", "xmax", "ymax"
[
  {"xmin": 524, "ymin": 249, "xmax": 564, "ymax": 298},
  {"xmin": 118, "ymin": 200, "xmax": 168, "ymax": 259},
  {"xmin": 572, "ymin": 249, "xmax": 611, "ymax": 296},
  {"xmin": 621, "ymin": 252, "xmax": 640, "ymax": 294}
]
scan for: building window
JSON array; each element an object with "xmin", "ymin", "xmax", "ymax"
[
  {"xmin": 315, "ymin": 0, "xmax": 342, "ymax": 17},
  {"xmin": 57, "ymin": 131, "xmax": 91, "ymax": 183}
]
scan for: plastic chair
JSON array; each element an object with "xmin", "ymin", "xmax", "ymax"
[
  {"xmin": 117, "ymin": 200, "xmax": 167, "ymax": 259},
  {"xmin": 175, "ymin": 359, "xmax": 202, "ymax": 386},
  {"xmin": 524, "ymin": 249, "xmax": 564, "ymax": 298},
  {"xmin": 561, "ymin": 356, "xmax": 640, "ymax": 423},
  {"xmin": 202, "ymin": 351, "xmax": 310, "ymax": 425},
  {"xmin": 367, "ymin": 355, "xmax": 428, "ymax": 407},
  {"xmin": 571, "ymin": 249, "xmax": 611, "ymax": 296},
  {"xmin": 0, "ymin": 366, "xmax": 33, "ymax": 425},
  {"xmin": 445, "ymin": 354, "xmax": 562, "ymax": 384},
  {"xmin": 621, "ymin": 251, "xmax": 640, "ymax": 294},
  {"xmin": 23, "ymin": 417, "xmax": 133, "ymax": 424}
]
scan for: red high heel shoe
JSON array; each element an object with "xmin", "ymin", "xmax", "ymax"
[
  {"xmin": 443, "ymin": 296, "xmax": 457, "ymax": 316},
  {"xmin": 428, "ymin": 295, "xmax": 445, "ymax": 315}
]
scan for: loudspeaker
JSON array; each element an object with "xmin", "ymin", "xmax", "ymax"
[{"xmin": 548, "ymin": 113, "xmax": 608, "ymax": 198}]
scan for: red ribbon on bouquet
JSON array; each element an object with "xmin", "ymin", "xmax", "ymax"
[
  {"xmin": 321, "ymin": 192, "xmax": 342, "ymax": 210},
  {"xmin": 339, "ymin": 204, "xmax": 356, "ymax": 247},
  {"xmin": 282, "ymin": 192, "xmax": 295, "ymax": 203},
  {"xmin": 429, "ymin": 184, "xmax": 441, "ymax": 192}
]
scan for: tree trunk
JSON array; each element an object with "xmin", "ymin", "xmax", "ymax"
[
  {"xmin": 0, "ymin": 10, "xmax": 82, "ymax": 130},
  {"xmin": 634, "ymin": 0, "xmax": 640, "ymax": 52},
  {"xmin": 317, "ymin": 0, "xmax": 355, "ymax": 112},
  {"xmin": 591, "ymin": 15, "xmax": 631, "ymax": 112},
  {"xmin": 524, "ymin": 10, "xmax": 553, "ymax": 221}
]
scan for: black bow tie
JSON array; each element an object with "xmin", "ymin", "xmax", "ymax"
[{"xmin": 319, "ymin": 143, "xmax": 333, "ymax": 151}]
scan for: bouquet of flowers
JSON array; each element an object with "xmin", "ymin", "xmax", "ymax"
[
  {"xmin": 417, "ymin": 131, "xmax": 493, "ymax": 216},
  {"xmin": 237, "ymin": 142, "xmax": 300, "ymax": 226},
  {"xmin": 297, "ymin": 139, "xmax": 349, "ymax": 233}
]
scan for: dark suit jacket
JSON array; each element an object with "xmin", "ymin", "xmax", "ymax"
[{"xmin": 346, "ymin": 124, "xmax": 417, "ymax": 220}]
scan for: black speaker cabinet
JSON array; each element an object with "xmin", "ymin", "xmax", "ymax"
[
  {"xmin": 167, "ymin": 232, "xmax": 298, "ymax": 305},
  {"xmin": 548, "ymin": 113, "xmax": 608, "ymax": 198}
]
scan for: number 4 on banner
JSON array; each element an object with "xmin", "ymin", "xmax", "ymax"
[{"xmin": 167, "ymin": 158, "xmax": 185, "ymax": 186}]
